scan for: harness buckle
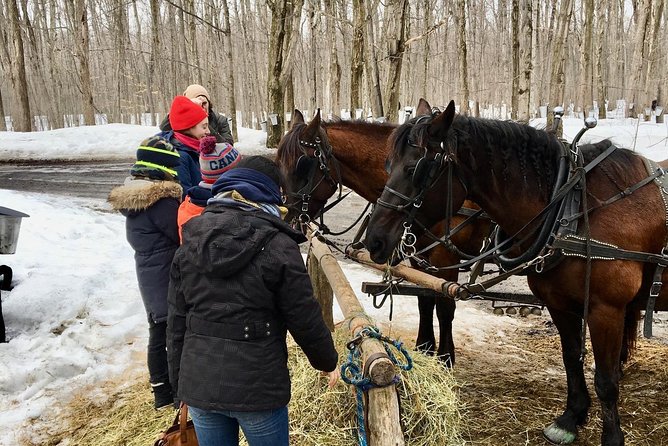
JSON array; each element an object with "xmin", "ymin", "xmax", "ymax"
[
  {"xmin": 650, "ymin": 281, "xmax": 662, "ymax": 298},
  {"xmin": 301, "ymin": 196, "xmax": 310, "ymax": 213}
]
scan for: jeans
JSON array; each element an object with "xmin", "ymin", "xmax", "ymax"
[{"xmin": 189, "ymin": 405, "xmax": 289, "ymax": 446}]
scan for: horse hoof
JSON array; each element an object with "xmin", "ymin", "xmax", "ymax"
[
  {"xmin": 519, "ymin": 306, "xmax": 531, "ymax": 316},
  {"xmin": 506, "ymin": 307, "xmax": 517, "ymax": 315},
  {"xmin": 543, "ymin": 423, "xmax": 576, "ymax": 445},
  {"xmin": 493, "ymin": 308, "xmax": 504, "ymax": 315}
]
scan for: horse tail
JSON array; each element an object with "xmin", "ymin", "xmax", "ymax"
[{"xmin": 621, "ymin": 305, "xmax": 641, "ymax": 363}]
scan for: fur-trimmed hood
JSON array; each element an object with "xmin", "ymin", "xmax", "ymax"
[{"xmin": 108, "ymin": 177, "xmax": 182, "ymax": 213}]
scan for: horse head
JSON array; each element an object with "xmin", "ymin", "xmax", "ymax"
[
  {"xmin": 276, "ymin": 109, "xmax": 339, "ymax": 225},
  {"xmin": 365, "ymin": 99, "xmax": 468, "ymax": 264}
]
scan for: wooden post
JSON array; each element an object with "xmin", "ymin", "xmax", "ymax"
[
  {"xmin": 308, "ymin": 231, "xmax": 405, "ymax": 446},
  {"xmin": 346, "ymin": 246, "xmax": 469, "ymax": 300},
  {"xmin": 307, "ymin": 251, "xmax": 335, "ymax": 332}
]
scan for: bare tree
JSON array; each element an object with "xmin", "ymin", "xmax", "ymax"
[
  {"xmin": 265, "ymin": 0, "xmax": 303, "ymax": 147},
  {"xmin": 579, "ymin": 0, "xmax": 594, "ymax": 117},
  {"xmin": 547, "ymin": 0, "xmax": 573, "ymax": 134},
  {"xmin": 628, "ymin": 0, "xmax": 652, "ymax": 117},
  {"xmin": 453, "ymin": 0, "xmax": 470, "ymax": 115},
  {"xmin": 383, "ymin": 0, "xmax": 409, "ymax": 121},
  {"xmin": 6, "ymin": 0, "xmax": 31, "ymax": 131},
  {"xmin": 364, "ymin": 0, "xmax": 383, "ymax": 117},
  {"xmin": 350, "ymin": 0, "xmax": 365, "ymax": 113},
  {"xmin": 221, "ymin": 0, "xmax": 238, "ymax": 140}
]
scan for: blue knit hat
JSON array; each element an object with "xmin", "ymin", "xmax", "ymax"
[{"xmin": 130, "ymin": 136, "xmax": 181, "ymax": 181}]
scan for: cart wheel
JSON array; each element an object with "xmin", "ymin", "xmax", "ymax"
[
  {"xmin": 505, "ymin": 307, "xmax": 517, "ymax": 315},
  {"xmin": 519, "ymin": 306, "xmax": 531, "ymax": 317},
  {"xmin": 531, "ymin": 307, "xmax": 543, "ymax": 316},
  {"xmin": 493, "ymin": 308, "xmax": 505, "ymax": 316}
]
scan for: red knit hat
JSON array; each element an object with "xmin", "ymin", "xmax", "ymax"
[{"xmin": 169, "ymin": 95, "xmax": 208, "ymax": 131}]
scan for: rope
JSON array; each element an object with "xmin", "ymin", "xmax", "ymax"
[{"xmin": 340, "ymin": 326, "xmax": 413, "ymax": 446}]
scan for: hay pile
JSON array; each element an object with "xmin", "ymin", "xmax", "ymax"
[{"xmin": 36, "ymin": 327, "xmax": 463, "ymax": 446}]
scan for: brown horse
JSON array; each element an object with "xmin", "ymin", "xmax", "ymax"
[
  {"xmin": 276, "ymin": 109, "xmax": 490, "ymax": 365},
  {"xmin": 365, "ymin": 98, "xmax": 668, "ymax": 445}
]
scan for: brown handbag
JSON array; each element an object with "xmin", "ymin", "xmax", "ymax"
[{"xmin": 153, "ymin": 402, "xmax": 199, "ymax": 446}]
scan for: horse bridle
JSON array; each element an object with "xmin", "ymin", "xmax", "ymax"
[
  {"xmin": 287, "ymin": 133, "xmax": 343, "ymax": 224},
  {"xmin": 376, "ymin": 115, "xmax": 470, "ymax": 258}
]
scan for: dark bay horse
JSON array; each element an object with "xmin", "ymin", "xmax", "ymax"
[
  {"xmin": 276, "ymin": 109, "xmax": 490, "ymax": 365},
  {"xmin": 365, "ymin": 99, "xmax": 668, "ymax": 445}
]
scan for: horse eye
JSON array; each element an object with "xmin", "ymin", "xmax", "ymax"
[{"xmin": 405, "ymin": 165, "xmax": 416, "ymax": 175}]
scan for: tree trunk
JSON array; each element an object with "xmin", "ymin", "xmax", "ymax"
[
  {"xmin": 350, "ymin": 0, "xmax": 365, "ymax": 113},
  {"xmin": 511, "ymin": 0, "xmax": 519, "ymax": 118},
  {"xmin": 578, "ymin": 0, "xmax": 594, "ymax": 117},
  {"xmin": 517, "ymin": 0, "xmax": 533, "ymax": 121},
  {"xmin": 645, "ymin": 0, "xmax": 664, "ymax": 109},
  {"xmin": 593, "ymin": 0, "xmax": 606, "ymax": 117},
  {"xmin": 628, "ymin": 0, "xmax": 652, "ymax": 117},
  {"xmin": 454, "ymin": 0, "xmax": 470, "ymax": 115},
  {"xmin": 267, "ymin": 0, "xmax": 304, "ymax": 148},
  {"xmin": 547, "ymin": 0, "xmax": 573, "ymax": 135},
  {"xmin": 148, "ymin": 0, "xmax": 160, "ymax": 120},
  {"xmin": 7, "ymin": 0, "xmax": 32, "ymax": 131},
  {"xmin": 73, "ymin": 0, "xmax": 95, "ymax": 125},
  {"xmin": 265, "ymin": 0, "xmax": 293, "ymax": 148},
  {"xmin": 308, "ymin": 5, "xmax": 317, "ymax": 113},
  {"xmin": 221, "ymin": 0, "xmax": 238, "ymax": 140},
  {"xmin": 364, "ymin": 0, "xmax": 383, "ymax": 117},
  {"xmin": 324, "ymin": 0, "xmax": 341, "ymax": 116},
  {"xmin": 383, "ymin": 0, "xmax": 409, "ymax": 121},
  {"xmin": 0, "ymin": 89, "xmax": 6, "ymax": 131}
]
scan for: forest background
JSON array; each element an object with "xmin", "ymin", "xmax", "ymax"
[{"xmin": 0, "ymin": 0, "xmax": 665, "ymax": 147}]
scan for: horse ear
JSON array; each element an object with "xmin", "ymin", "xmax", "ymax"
[
  {"xmin": 292, "ymin": 109, "xmax": 305, "ymax": 126},
  {"xmin": 303, "ymin": 108, "xmax": 321, "ymax": 139},
  {"xmin": 429, "ymin": 100, "xmax": 456, "ymax": 140},
  {"xmin": 416, "ymin": 98, "xmax": 432, "ymax": 116}
]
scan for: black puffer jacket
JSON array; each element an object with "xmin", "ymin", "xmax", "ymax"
[
  {"xmin": 108, "ymin": 178, "xmax": 182, "ymax": 323},
  {"xmin": 168, "ymin": 204, "xmax": 338, "ymax": 412}
]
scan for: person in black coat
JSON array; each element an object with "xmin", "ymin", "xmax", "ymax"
[
  {"xmin": 108, "ymin": 136, "xmax": 183, "ymax": 409},
  {"xmin": 168, "ymin": 156, "xmax": 338, "ymax": 446},
  {"xmin": 160, "ymin": 84, "xmax": 234, "ymax": 145}
]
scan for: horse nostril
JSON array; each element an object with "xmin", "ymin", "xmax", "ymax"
[{"xmin": 367, "ymin": 238, "xmax": 385, "ymax": 257}]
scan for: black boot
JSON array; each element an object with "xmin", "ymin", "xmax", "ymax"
[{"xmin": 151, "ymin": 382, "xmax": 174, "ymax": 410}]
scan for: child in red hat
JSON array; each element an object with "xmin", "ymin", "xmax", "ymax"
[{"xmin": 157, "ymin": 96, "xmax": 210, "ymax": 195}]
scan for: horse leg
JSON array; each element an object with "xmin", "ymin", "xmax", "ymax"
[
  {"xmin": 435, "ymin": 298, "xmax": 456, "ymax": 367},
  {"xmin": 415, "ymin": 295, "xmax": 436, "ymax": 355},
  {"xmin": 543, "ymin": 307, "xmax": 591, "ymax": 445},
  {"xmin": 588, "ymin": 307, "xmax": 625, "ymax": 446}
]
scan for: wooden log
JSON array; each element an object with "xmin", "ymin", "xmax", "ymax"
[
  {"xmin": 307, "ymin": 251, "xmax": 335, "ymax": 332},
  {"xmin": 308, "ymin": 232, "xmax": 405, "ymax": 446},
  {"xmin": 346, "ymin": 246, "xmax": 470, "ymax": 300}
]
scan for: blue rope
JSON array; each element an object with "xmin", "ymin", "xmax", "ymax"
[{"xmin": 340, "ymin": 326, "xmax": 414, "ymax": 446}]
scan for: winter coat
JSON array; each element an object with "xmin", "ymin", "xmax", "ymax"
[
  {"xmin": 156, "ymin": 131, "xmax": 201, "ymax": 197},
  {"xmin": 168, "ymin": 203, "xmax": 338, "ymax": 412},
  {"xmin": 160, "ymin": 110, "xmax": 234, "ymax": 144},
  {"xmin": 109, "ymin": 178, "xmax": 182, "ymax": 323},
  {"xmin": 177, "ymin": 185, "xmax": 213, "ymax": 242}
]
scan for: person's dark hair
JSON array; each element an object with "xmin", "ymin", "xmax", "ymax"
[{"xmin": 236, "ymin": 155, "xmax": 284, "ymax": 189}]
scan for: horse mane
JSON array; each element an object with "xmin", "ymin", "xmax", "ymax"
[
  {"xmin": 322, "ymin": 118, "xmax": 396, "ymax": 132},
  {"xmin": 276, "ymin": 122, "xmax": 307, "ymax": 171}
]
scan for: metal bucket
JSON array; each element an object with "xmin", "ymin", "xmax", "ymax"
[
  {"xmin": 0, "ymin": 206, "xmax": 29, "ymax": 255},
  {"xmin": 0, "ymin": 216, "xmax": 23, "ymax": 254}
]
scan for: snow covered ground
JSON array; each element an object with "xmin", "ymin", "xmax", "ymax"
[{"xmin": 0, "ymin": 116, "xmax": 666, "ymax": 444}]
